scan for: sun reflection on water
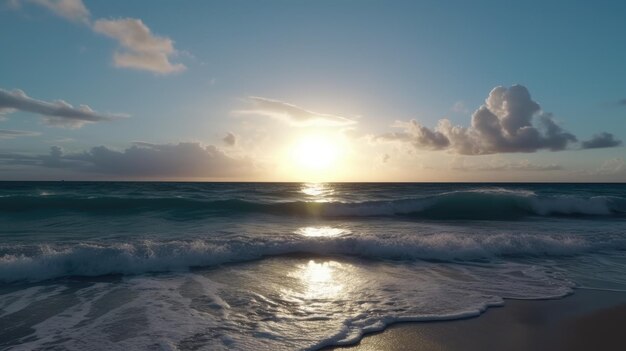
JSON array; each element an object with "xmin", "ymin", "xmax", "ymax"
[
  {"xmin": 288, "ymin": 260, "xmax": 344, "ymax": 299},
  {"xmin": 295, "ymin": 226, "xmax": 349, "ymax": 237},
  {"xmin": 300, "ymin": 183, "xmax": 335, "ymax": 202}
]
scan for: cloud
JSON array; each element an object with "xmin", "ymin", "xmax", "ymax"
[
  {"xmin": 379, "ymin": 85, "xmax": 589, "ymax": 155},
  {"xmin": 597, "ymin": 158, "xmax": 626, "ymax": 175},
  {"xmin": 452, "ymin": 159, "xmax": 563, "ymax": 172},
  {"xmin": 0, "ymin": 146, "xmax": 76, "ymax": 168},
  {"xmin": 378, "ymin": 120, "xmax": 450, "ymax": 150},
  {"xmin": 93, "ymin": 18, "xmax": 186, "ymax": 74},
  {"xmin": 237, "ymin": 97, "xmax": 357, "ymax": 126},
  {"xmin": 0, "ymin": 129, "xmax": 41, "ymax": 139},
  {"xmin": 0, "ymin": 142, "xmax": 255, "ymax": 178},
  {"xmin": 0, "ymin": 88, "xmax": 126, "ymax": 128},
  {"xmin": 73, "ymin": 142, "xmax": 253, "ymax": 177},
  {"xmin": 30, "ymin": 0, "xmax": 90, "ymax": 23},
  {"xmin": 40, "ymin": 145, "xmax": 68, "ymax": 167},
  {"xmin": 581, "ymin": 132, "xmax": 623, "ymax": 149},
  {"xmin": 619, "ymin": 98, "xmax": 626, "ymax": 106},
  {"xmin": 15, "ymin": 0, "xmax": 185, "ymax": 74},
  {"xmin": 451, "ymin": 101, "xmax": 469, "ymax": 114},
  {"xmin": 222, "ymin": 132, "xmax": 237, "ymax": 146}
]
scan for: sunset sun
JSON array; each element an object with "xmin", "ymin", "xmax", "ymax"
[{"xmin": 292, "ymin": 135, "xmax": 340, "ymax": 171}]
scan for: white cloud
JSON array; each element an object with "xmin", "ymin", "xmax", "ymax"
[
  {"xmin": 0, "ymin": 88, "xmax": 126, "ymax": 128},
  {"xmin": 31, "ymin": 0, "xmax": 90, "ymax": 23},
  {"xmin": 93, "ymin": 18, "xmax": 186, "ymax": 74},
  {"xmin": 15, "ymin": 0, "xmax": 185, "ymax": 74},
  {"xmin": 237, "ymin": 97, "xmax": 357, "ymax": 126},
  {"xmin": 379, "ymin": 85, "xmax": 589, "ymax": 155}
]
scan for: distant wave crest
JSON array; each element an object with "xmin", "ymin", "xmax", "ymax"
[{"xmin": 1, "ymin": 189, "xmax": 625, "ymax": 219}]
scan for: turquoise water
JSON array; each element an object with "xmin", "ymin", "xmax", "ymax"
[{"xmin": 1, "ymin": 182, "xmax": 626, "ymax": 350}]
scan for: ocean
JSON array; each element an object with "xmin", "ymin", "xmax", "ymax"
[{"xmin": 1, "ymin": 182, "xmax": 625, "ymax": 350}]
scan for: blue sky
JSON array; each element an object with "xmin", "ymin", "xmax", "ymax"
[{"xmin": 1, "ymin": 0, "xmax": 625, "ymax": 181}]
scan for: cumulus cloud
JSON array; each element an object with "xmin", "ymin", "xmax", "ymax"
[
  {"xmin": 40, "ymin": 146, "xmax": 68, "ymax": 167},
  {"xmin": 0, "ymin": 129, "xmax": 41, "ymax": 139},
  {"xmin": 379, "ymin": 85, "xmax": 595, "ymax": 155},
  {"xmin": 0, "ymin": 88, "xmax": 126, "ymax": 128},
  {"xmin": 15, "ymin": 0, "xmax": 185, "ymax": 74},
  {"xmin": 581, "ymin": 132, "xmax": 622, "ymax": 149},
  {"xmin": 222, "ymin": 132, "xmax": 237, "ymax": 146},
  {"xmin": 237, "ymin": 97, "xmax": 357, "ymax": 126},
  {"xmin": 93, "ymin": 18, "xmax": 186, "ymax": 74}
]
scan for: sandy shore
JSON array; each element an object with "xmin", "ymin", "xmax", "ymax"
[{"xmin": 324, "ymin": 288, "xmax": 626, "ymax": 351}]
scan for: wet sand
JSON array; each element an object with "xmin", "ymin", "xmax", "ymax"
[{"xmin": 324, "ymin": 289, "xmax": 626, "ymax": 351}]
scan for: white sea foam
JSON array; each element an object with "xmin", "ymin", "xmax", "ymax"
[
  {"xmin": 1, "ymin": 229, "xmax": 625, "ymax": 283},
  {"xmin": 0, "ymin": 285, "xmax": 67, "ymax": 318},
  {"xmin": 2, "ymin": 257, "xmax": 575, "ymax": 350}
]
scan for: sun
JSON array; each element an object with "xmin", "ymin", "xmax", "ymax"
[{"xmin": 291, "ymin": 135, "xmax": 340, "ymax": 171}]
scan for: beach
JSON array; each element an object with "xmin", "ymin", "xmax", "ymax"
[
  {"xmin": 1, "ymin": 182, "xmax": 625, "ymax": 350},
  {"xmin": 326, "ymin": 288, "xmax": 626, "ymax": 351}
]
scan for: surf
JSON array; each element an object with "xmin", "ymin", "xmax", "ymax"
[{"xmin": 1, "ymin": 189, "xmax": 624, "ymax": 220}]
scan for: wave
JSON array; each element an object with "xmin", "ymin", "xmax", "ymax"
[
  {"xmin": 1, "ymin": 190, "xmax": 625, "ymax": 219},
  {"xmin": 2, "ymin": 232, "xmax": 625, "ymax": 282}
]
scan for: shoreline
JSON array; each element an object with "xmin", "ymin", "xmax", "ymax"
[{"xmin": 323, "ymin": 288, "xmax": 626, "ymax": 351}]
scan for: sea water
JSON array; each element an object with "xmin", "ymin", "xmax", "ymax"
[{"xmin": 1, "ymin": 182, "xmax": 625, "ymax": 350}]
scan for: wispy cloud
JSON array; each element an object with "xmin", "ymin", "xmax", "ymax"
[
  {"xmin": 0, "ymin": 129, "xmax": 41, "ymax": 139},
  {"xmin": 597, "ymin": 158, "xmax": 625, "ymax": 176},
  {"xmin": 0, "ymin": 88, "xmax": 126, "ymax": 128},
  {"xmin": 451, "ymin": 101, "xmax": 469, "ymax": 114},
  {"xmin": 378, "ymin": 85, "xmax": 618, "ymax": 155},
  {"xmin": 237, "ymin": 97, "xmax": 357, "ymax": 126},
  {"xmin": 452, "ymin": 159, "xmax": 563, "ymax": 172},
  {"xmin": 14, "ymin": 0, "xmax": 185, "ymax": 74},
  {"xmin": 93, "ymin": 18, "xmax": 186, "ymax": 74},
  {"xmin": 29, "ymin": 0, "xmax": 90, "ymax": 23}
]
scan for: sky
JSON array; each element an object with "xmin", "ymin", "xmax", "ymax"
[{"xmin": 1, "ymin": 0, "xmax": 625, "ymax": 182}]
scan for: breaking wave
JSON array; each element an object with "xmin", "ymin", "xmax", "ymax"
[{"xmin": 2, "ymin": 231, "xmax": 625, "ymax": 282}]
